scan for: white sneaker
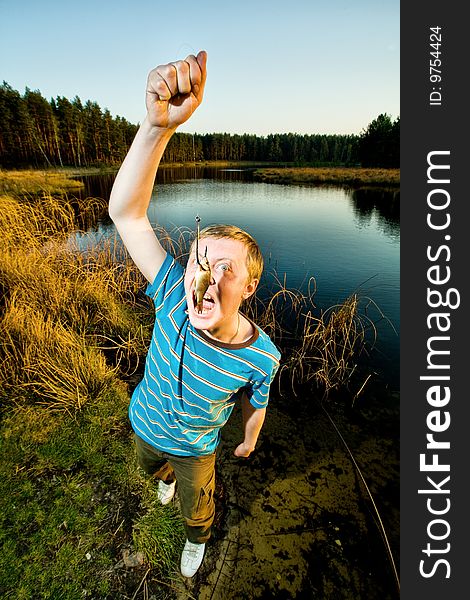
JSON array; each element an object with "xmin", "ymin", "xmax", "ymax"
[
  {"xmin": 157, "ymin": 480, "xmax": 176, "ymax": 505},
  {"xmin": 180, "ymin": 539, "xmax": 205, "ymax": 577}
]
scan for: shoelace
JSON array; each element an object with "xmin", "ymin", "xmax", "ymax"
[{"xmin": 185, "ymin": 543, "xmax": 202, "ymax": 558}]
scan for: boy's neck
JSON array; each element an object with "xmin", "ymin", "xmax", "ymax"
[{"xmin": 204, "ymin": 312, "xmax": 240, "ymax": 344}]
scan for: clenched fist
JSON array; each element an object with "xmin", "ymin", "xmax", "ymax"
[{"xmin": 145, "ymin": 50, "xmax": 207, "ymax": 130}]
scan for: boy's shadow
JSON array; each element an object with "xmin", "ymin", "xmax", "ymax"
[
  {"xmin": 213, "ymin": 392, "xmax": 327, "ymax": 534},
  {"xmin": 193, "ymin": 393, "xmax": 333, "ymax": 596}
]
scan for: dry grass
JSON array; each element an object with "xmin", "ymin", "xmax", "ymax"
[
  {"xmin": 0, "ymin": 169, "xmax": 85, "ymax": 194},
  {"xmin": 0, "ymin": 193, "xmax": 151, "ymax": 411},
  {"xmin": 244, "ymin": 273, "xmax": 388, "ymax": 401},
  {"xmin": 2, "ymin": 301, "xmax": 115, "ymax": 411},
  {"xmin": 253, "ymin": 167, "xmax": 400, "ymax": 187},
  {"xmin": 279, "ymin": 294, "xmax": 372, "ymax": 400}
]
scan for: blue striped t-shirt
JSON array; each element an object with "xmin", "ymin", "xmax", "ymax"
[{"xmin": 129, "ymin": 253, "xmax": 281, "ymax": 456}]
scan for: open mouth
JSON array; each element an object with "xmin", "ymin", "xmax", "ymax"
[{"xmin": 192, "ymin": 291, "xmax": 216, "ymax": 314}]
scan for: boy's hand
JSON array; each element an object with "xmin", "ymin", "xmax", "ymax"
[
  {"xmin": 146, "ymin": 50, "xmax": 207, "ymax": 130},
  {"xmin": 234, "ymin": 442, "xmax": 255, "ymax": 458}
]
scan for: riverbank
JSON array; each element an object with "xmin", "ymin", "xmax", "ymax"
[{"xmin": 0, "ymin": 169, "xmax": 85, "ymax": 195}]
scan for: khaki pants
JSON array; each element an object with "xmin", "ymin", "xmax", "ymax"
[{"xmin": 134, "ymin": 434, "xmax": 215, "ymax": 544}]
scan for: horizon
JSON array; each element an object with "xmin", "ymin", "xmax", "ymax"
[{"xmin": 1, "ymin": 79, "xmax": 397, "ymax": 139}]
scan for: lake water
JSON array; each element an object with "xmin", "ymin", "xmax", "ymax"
[{"xmin": 79, "ymin": 168, "xmax": 400, "ymax": 392}]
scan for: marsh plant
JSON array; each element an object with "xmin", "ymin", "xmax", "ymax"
[
  {"xmin": 241, "ymin": 272, "xmax": 386, "ymax": 402},
  {"xmin": 276, "ymin": 292, "xmax": 383, "ymax": 401},
  {"xmin": 0, "ymin": 189, "xmax": 382, "ymax": 410}
]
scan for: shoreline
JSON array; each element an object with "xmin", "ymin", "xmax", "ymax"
[{"xmin": 1, "ymin": 164, "xmax": 400, "ymax": 191}]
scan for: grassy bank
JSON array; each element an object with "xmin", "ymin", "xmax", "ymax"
[
  {"xmin": 1, "ymin": 165, "xmax": 400, "ymax": 190},
  {"xmin": 0, "ymin": 190, "xmax": 189, "ymax": 598},
  {"xmin": 159, "ymin": 160, "xmax": 282, "ymax": 169},
  {"xmin": 0, "ymin": 169, "xmax": 86, "ymax": 195},
  {"xmin": 0, "ymin": 394, "xmax": 185, "ymax": 598},
  {"xmin": 253, "ymin": 166, "xmax": 400, "ymax": 186}
]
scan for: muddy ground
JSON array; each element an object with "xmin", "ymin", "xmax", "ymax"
[{"xmin": 172, "ymin": 387, "xmax": 400, "ymax": 600}]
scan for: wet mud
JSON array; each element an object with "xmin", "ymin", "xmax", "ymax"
[{"xmin": 177, "ymin": 389, "xmax": 400, "ymax": 600}]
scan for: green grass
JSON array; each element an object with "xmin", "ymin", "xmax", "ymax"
[
  {"xmin": 0, "ymin": 393, "xmax": 186, "ymax": 598},
  {"xmin": 133, "ymin": 500, "xmax": 185, "ymax": 573}
]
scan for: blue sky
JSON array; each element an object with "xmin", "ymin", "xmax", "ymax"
[{"xmin": 0, "ymin": 0, "xmax": 399, "ymax": 135}]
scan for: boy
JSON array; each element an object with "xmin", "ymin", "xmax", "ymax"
[{"xmin": 108, "ymin": 50, "xmax": 280, "ymax": 578}]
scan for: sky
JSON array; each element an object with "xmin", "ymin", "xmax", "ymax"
[{"xmin": 0, "ymin": 0, "xmax": 399, "ymax": 136}]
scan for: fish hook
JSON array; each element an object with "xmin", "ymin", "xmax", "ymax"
[{"xmin": 195, "ymin": 214, "xmax": 209, "ymax": 270}]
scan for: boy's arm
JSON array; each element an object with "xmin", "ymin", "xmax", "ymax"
[
  {"xmin": 234, "ymin": 392, "xmax": 267, "ymax": 458},
  {"xmin": 109, "ymin": 51, "xmax": 207, "ymax": 283}
]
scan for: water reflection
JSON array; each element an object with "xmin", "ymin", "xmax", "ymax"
[
  {"xmin": 348, "ymin": 187, "xmax": 400, "ymax": 240},
  {"xmin": 157, "ymin": 165, "xmax": 255, "ymax": 183},
  {"xmin": 77, "ymin": 172, "xmax": 117, "ymax": 201}
]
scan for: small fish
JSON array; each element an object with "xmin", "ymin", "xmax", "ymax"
[{"xmin": 194, "ymin": 215, "xmax": 212, "ymax": 314}]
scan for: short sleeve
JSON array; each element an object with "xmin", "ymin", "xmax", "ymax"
[
  {"xmin": 247, "ymin": 361, "xmax": 280, "ymax": 409},
  {"xmin": 145, "ymin": 253, "xmax": 185, "ymax": 315}
]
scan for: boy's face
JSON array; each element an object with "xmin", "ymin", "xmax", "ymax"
[{"xmin": 184, "ymin": 237, "xmax": 258, "ymax": 335}]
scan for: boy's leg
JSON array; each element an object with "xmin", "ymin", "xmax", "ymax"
[
  {"xmin": 134, "ymin": 434, "xmax": 175, "ymax": 483},
  {"xmin": 168, "ymin": 453, "xmax": 216, "ymax": 544}
]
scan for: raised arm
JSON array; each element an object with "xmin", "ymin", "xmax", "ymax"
[{"xmin": 109, "ymin": 50, "xmax": 207, "ymax": 283}]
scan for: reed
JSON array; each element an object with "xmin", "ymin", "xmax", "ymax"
[
  {"xmin": 0, "ymin": 169, "xmax": 85, "ymax": 195},
  {"xmin": 244, "ymin": 273, "xmax": 382, "ymax": 401},
  {"xmin": 253, "ymin": 167, "xmax": 400, "ymax": 187},
  {"xmin": 0, "ymin": 193, "xmax": 152, "ymax": 411},
  {"xmin": 287, "ymin": 294, "xmax": 371, "ymax": 397},
  {"xmin": 300, "ymin": 297, "xmax": 379, "ymax": 399},
  {"xmin": 2, "ymin": 301, "xmax": 116, "ymax": 411},
  {"xmin": 244, "ymin": 271, "xmax": 313, "ymax": 345}
]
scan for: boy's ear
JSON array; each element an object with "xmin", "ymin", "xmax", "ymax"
[{"xmin": 242, "ymin": 279, "xmax": 259, "ymax": 300}]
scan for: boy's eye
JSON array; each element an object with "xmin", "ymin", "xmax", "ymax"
[{"xmin": 217, "ymin": 263, "xmax": 229, "ymax": 272}]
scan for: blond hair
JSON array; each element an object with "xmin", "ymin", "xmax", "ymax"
[{"xmin": 190, "ymin": 224, "xmax": 264, "ymax": 282}]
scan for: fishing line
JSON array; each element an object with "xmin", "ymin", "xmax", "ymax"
[
  {"xmin": 195, "ymin": 214, "xmax": 201, "ymax": 261},
  {"xmin": 319, "ymin": 399, "xmax": 400, "ymax": 595}
]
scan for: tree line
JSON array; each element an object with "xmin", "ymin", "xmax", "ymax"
[
  {"xmin": 0, "ymin": 83, "xmax": 138, "ymax": 167},
  {"xmin": 0, "ymin": 82, "xmax": 399, "ymax": 168}
]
